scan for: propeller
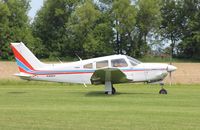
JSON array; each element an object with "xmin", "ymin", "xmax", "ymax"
[
  {"xmin": 169, "ymin": 67, "xmax": 172, "ymax": 86},
  {"xmin": 167, "ymin": 64, "xmax": 177, "ymax": 86}
]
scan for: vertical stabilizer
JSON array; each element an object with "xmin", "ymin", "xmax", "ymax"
[{"xmin": 10, "ymin": 42, "xmax": 44, "ymax": 72}]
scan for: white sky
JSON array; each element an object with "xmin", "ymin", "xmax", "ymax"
[{"xmin": 28, "ymin": 0, "xmax": 44, "ymax": 20}]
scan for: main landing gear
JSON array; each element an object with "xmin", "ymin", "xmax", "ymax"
[
  {"xmin": 104, "ymin": 81, "xmax": 116, "ymax": 95},
  {"xmin": 159, "ymin": 83, "xmax": 167, "ymax": 94},
  {"xmin": 105, "ymin": 86, "xmax": 116, "ymax": 95}
]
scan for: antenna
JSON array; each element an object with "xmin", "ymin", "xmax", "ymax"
[
  {"xmin": 75, "ymin": 54, "xmax": 82, "ymax": 61},
  {"xmin": 56, "ymin": 57, "xmax": 63, "ymax": 63}
]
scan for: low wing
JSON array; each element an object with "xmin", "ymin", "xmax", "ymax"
[{"xmin": 90, "ymin": 68, "xmax": 131, "ymax": 85}]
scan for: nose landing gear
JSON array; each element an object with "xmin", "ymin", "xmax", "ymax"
[{"xmin": 159, "ymin": 83, "xmax": 167, "ymax": 94}]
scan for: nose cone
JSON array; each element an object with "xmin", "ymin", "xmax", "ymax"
[{"xmin": 167, "ymin": 65, "xmax": 177, "ymax": 72}]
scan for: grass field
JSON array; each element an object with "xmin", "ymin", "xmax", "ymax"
[{"xmin": 0, "ymin": 80, "xmax": 200, "ymax": 130}]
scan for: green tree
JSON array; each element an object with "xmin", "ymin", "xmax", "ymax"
[
  {"xmin": 160, "ymin": 0, "xmax": 185, "ymax": 57},
  {"xmin": 67, "ymin": 0, "xmax": 114, "ymax": 58},
  {"xmin": 111, "ymin": 0, "xmax": 137, "ymax": 55},
  {"xmin": 177, "ymin": 0, "xmax": 200, "ymax": 59},
  {"xmin": 0, "ymin": 0, "xmax": 34, "ymax": 60},
  {"xmin": 32, "ymin": 0, "xmax": 81, "ymax": 59},
  {"xmin": 136, "ymin": 0, "xmax": 162, "ymax": 56},
  {"xmin": 0, "ymin": 2, "xmax": 10, "ymax": 59},
  {"xmin": 83, "ymin": 22, "xmax": 114, "ymax": 57}
]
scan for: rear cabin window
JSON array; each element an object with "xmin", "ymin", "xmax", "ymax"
[
  {"xmin": 96, "ymin": 60, "xmax": 108, "ymax": 68},
  {"xmin": 84, "ymin": 63, "xmax": 93, "ymax": 69},
  {"xmin": 111, "ymin": 59, "xmax": 128, "ymax": 67}
]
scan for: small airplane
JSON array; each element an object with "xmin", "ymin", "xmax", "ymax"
[{"xmin": 10, "ymin": 42, "xmax": 177, "ymax": 95}]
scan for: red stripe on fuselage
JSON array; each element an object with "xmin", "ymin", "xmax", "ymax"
[
  {"xmin": 10, "ymin": 44, "xmax": 34, "ymax": 70},
  {"xmin": 32, "ymin": 72, "xmax": 93, "ymax": 75},
  {"xmin": 19, "ymin": 69, "xmax": 165, "ymax": 76},
  {"xmin": 26, "ymin": 69, "xmax": 152, "ymax": 75}
]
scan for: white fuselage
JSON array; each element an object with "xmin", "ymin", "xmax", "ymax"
[{"xmin": 25, "ymin": 55, "xmax": 175, "ymax": 84}]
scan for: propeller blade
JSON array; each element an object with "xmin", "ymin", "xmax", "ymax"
[{"xmin": 169, "ymin": 71, "xmax": 172, "ymax": 86}]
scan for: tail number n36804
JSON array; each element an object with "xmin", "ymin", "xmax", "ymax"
[{"xmin": 46, "ymin": 75, "xmax": 55, "ymax": 77}]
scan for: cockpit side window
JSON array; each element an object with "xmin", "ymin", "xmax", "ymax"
[
  {"xmin": 84, "ymin": 63, "xmax": 93, "ymax": 69},
  {"xmin": 130, "ymin": 61, "xmax": 137, "ymax": 66},
  {"xmin": 127, "ymin": 56, "xmax": 141, "ymax": 66},
  {"xmin": 96, "ymin": 60, "xmax": 108, "ymax": 68},
  {"xmin": 111, "ymin": 59, "xmax": 128, "ymax": 67}
]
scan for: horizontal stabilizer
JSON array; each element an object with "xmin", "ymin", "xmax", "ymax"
[{"xmin": 14, "ymin": 73, "xmax": 33, "ymax": 80}]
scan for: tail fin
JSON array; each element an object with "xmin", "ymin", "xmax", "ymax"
[{"xmin": 10, "ymin": 42, "xmax": 44, "ymax": 73}]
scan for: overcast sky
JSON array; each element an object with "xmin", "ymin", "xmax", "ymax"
[{"xmin": 28, "ymin": 0, "xmax": 44, "ymax": 20}]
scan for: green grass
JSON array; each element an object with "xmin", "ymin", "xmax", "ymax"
[{"xmin": 0, "ymin": 80, "xmax": 200, "ymax": 130}]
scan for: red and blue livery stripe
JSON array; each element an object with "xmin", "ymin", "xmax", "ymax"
[
  {"xmin": 11, "ymin": 44, "xmax": 166, "ymax": 76},
  {"xmin": 11, "ymin": 44, "xmax": 35, "ymax": 72}
]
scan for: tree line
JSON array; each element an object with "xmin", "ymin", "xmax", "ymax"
[{"xmin": 0, "ymin": 0, "xmax": 200, "ymax": 60}]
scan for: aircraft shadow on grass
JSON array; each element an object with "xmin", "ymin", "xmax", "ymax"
[
  {"xmin": 85, "ymin": 91, "xmax": 155, "ymax": 97},
  {"xmin": 7, "ymin": 91, "xmax": 27, "ymax": 94}
]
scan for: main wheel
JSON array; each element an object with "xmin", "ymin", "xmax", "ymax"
[
  {"xmin": 159, "ymin": 88, "xmax": 167, "ymax": 94},
  {"xmin": 112, "ymin": 87, "xmax": 116, "ymax": 94}
]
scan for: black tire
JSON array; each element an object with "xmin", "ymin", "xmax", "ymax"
[
  {"xmin": 159, "ymin": 89, "xmax": 167, "ymax": 94},
  {"xmin": 105, "ymin": 91, "xmax": 114, "ymax": 95},
  {"xmin": 104, "ymin": 85, "xmax": 116, "ymax": 95},
  {"xmin": 112, "ymin": 87, "xmax": 116, "ymax": 94}
]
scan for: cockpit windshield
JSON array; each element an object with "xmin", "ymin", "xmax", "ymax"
[{"xmin": 127, "ymin": 56, "xmax": 141, "ymax": 66}]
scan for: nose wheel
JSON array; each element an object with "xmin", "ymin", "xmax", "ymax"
[
  {"xmin": 159, "ymin": 83, "xmax": 167, "ymax": 94},
  {"xmin": 159, "ymin": 88, "xmax": 167, "ymax": 94}
]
